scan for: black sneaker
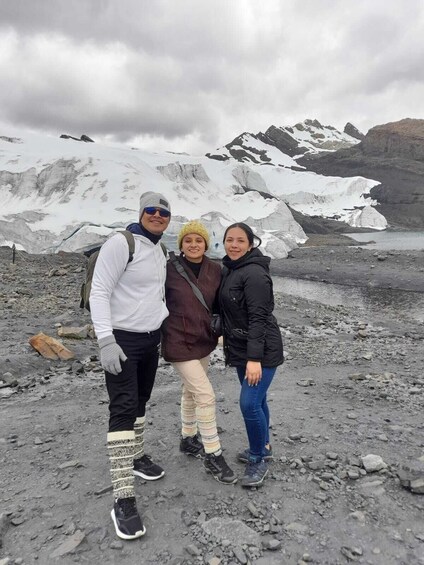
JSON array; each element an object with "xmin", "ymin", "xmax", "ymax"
[
  {"xmin": 237, "ymin": 445, "xmax": 273, "ymax": 463},
  {"xmin": 204, "ymin": 452, "xmax": 238, "ymax": 484},
  {"xmin": 133, "ymin": 454, "xmax": 165, "ymax": 481},
  {"xmin": 241, "ymin": 459, "xmax": 268, "ymax": 488},
  {"xmin": 111, "ymin": 497, "xmax": 146, "ymax": 540},
  {"xmin": 180, "ymin": 434, "xmax": 205, "ymax": 458}
]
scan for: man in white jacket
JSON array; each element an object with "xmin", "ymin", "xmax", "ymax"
[{"xmin": 90, "ymin": 191, "xmax": 171, "ymax": 540}]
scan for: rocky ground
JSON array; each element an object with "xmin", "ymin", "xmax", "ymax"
[
  {"xmin": 272, "ymin": 234, "xmax": 424, "ymax": 292},
  {"xmin": 0, "ymin": 239, "xmax": 423, "ymax": 565}
]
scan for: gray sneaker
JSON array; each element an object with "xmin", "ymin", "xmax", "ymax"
[
  {"xmin": 241, "ymin": 459, "xmax": 268, "ymax": 488},
  {"xmin": 237, "ymin": 445, "xmax": 273, "ymax": 463}
]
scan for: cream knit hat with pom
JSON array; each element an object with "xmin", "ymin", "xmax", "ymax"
[{"xmin": 178, "ymin": 220, "xmax": 210, "ymax": 250}]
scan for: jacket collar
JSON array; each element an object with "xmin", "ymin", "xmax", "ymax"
[{"xmin": 126, "ymin": 222, "xmax": 162, "ymax": 244}]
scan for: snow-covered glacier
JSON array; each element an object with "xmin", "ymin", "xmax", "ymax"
[{"xmin": 0, "ymin": 122, "xmax": 386, "ymax": 258}]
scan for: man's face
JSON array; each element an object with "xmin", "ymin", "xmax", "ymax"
[{"xmin": 140, "ymin": 207, "xmax": 171, "ymax": 235}]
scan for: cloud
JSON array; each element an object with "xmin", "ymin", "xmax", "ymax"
[{"xmin": 1, "ymin": 0, "xmax": 423, "ymax": 153}]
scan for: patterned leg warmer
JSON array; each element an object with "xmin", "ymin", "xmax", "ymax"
[
  {"xmin": 181, "ymin": 388, "xmax": 198, "ymax": 438},
  {"xmin": 107, "ymin": 430, "xmax": 135, "ymax": 500},
  {"xmin": 196, "ymin": 404, "xmax": 221, "ymax": 454},
  {"xmin": 133, "ymin": 416, "xmax": 145, "ymax": 460}
]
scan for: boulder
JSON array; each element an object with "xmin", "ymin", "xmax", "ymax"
[
  {"xmin": 361, "ymin": 454, "xmax": 387, "ymax": 473},
  {"xmin": 29, "ymin": 332, "xmax": 75, "ymax": 360}
]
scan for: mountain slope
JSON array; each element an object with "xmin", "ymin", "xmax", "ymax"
[
  {"xmin": 207, "ymin": 119, "xmax": 360, "ymax": 162},
  {"xmin": 0, "ymin": 121, "xmax": 387, "ymax": 256},
  {"xmin": 297, "ymin": 119, "xmax": 424, "ymax": 228}
]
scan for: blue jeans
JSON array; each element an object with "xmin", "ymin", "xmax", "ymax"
[{"xmin": 236, "ymin": 365, "xmax": 277, "ymax": 462}]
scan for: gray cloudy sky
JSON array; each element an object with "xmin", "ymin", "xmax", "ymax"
[{"xmin": 1, "ymin": 0, "xmax": 423, "ymax": 154}]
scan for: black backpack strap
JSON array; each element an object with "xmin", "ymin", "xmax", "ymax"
[{"xmin": 168, "ymin": 252, "xmax": 210, "ymax": 313}]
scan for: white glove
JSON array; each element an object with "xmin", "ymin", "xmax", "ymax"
[{"xmin": 98, "ymin": 335, "xmax": 128, "ymax": 375}]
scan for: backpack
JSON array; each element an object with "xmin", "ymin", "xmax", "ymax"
[
  {"xmin": 79, "ymin": 230, "xmax": 168, "ymax": 312},
  {"xmin": 79, "ymin": 230, "xmax": 135, "ymax": 312}
]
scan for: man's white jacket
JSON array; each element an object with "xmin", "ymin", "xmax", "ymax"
[{"xmin": 90, "ymin": 232, "xmax": 169, "ymax": 340}]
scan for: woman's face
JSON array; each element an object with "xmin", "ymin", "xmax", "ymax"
[
  {"xmin": 224, "ymin": 227, "xmax": 252, "ymax": 260},
  {"xmin": 181, "ymin": 233, "xmax": 206, "ymax": 263}
]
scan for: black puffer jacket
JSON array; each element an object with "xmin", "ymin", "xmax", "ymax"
[{"xmin": 219, "ymin": 248, "xmax": 284, "ymax": 367}]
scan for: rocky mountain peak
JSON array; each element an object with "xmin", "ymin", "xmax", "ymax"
[
  {"xmin": 362, "ymin": 118, "xmax": 424, "ymax": 160},
  {"xmin": 0, "ymin": 135, "xmax": 23, "ymax": 144},
  {"xmin": 300, "ymin": 118, "xmax": 326, "ymax": 130},
  {"xmin": 344, "ymin": 122, "xmax": 365, "ymax": 141},
  {"xmin": 298, "ymin": 118, "xmax": 424, "ymax": 228},
  {"xmin": 60, "ymin": 134, "xmax": 95, "ymax": 143},
  {"xmin": 261, "ymin": 125, "xmax": 302, "ymax": 157}
]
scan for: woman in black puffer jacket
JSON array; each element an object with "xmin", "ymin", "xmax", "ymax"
[{"xmin": 219, "ymin": 223, "xmax": 284, "ymax": 488}]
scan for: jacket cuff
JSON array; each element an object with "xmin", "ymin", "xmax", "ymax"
[{"xmin": 98, "ymin": 335, "xmax": 116, "ymax": 349}]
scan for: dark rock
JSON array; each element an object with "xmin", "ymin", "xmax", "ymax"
[
  {"xmin": 60, "ymin": 134, "xmax": 94, "ymax": 143},
  {"xmin": 60, "ymin": 134, "xmax": 81, "ymax": 141},
  {"xmin": 259, "ymin": 126, "xmax": 302, "ymax": 157},
  {"xmin": 344, "ymin": 122, "xmax": 365, "ymax": 141},
  {"xmin": 341, "ymin": 546, "xmax": 363, "ymax": 560}
]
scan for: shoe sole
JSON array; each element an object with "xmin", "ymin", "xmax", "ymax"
[
  {"xmin": 204, "ymin": 467, "xmax": 238, "ymax": 485},
  {"xmin": 111, "ymin": 509, "xmax": 146, "ymax": 540},
  {"xmin": 133, "ymin": 469, "xmax": 165, "ymax": 481},
  {"xmin": 241, "ymin": 468, "xmax": 269, "ymax": 488},
  {"xmin": 180, "ymin": 450, "xmax": 205, "ymax": 459},
  {"xmin": 237, "ymin": 454, "xmax": 273, "ymax": 463}
]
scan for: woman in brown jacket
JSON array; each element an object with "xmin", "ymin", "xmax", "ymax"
[{"xmin": 161, "ymin": 220, "xmax": 236, "ymax": 484}]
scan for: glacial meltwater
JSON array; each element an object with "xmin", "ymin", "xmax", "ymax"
[
  {"xmin": 273, "ymin": 277, "xmax": 424, "ymax": 323},
  {"xmin": 272, "ymin": 231, "xmax": 424, "ymax": 322},
  {"xmin": 346, "ymin": 231, "xmax": 424, "ymax": 250}
]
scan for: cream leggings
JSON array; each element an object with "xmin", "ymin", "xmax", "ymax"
[{"xmin": 172, "ymin": 356, "xmax": 221, "ymax": 454}]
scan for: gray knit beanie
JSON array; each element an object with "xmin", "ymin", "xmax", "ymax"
[{"xmin": 139, "ymin": 191, "xmax": 171, "ymax": 218}]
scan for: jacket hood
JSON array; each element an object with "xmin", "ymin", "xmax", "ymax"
[
  {"xmin": 222, "ymin": 247, "xmax": 270, "ymax": 272},
  {"xmin": 126, "ymin": 222, "xmax": 144, "ymax": 235}
]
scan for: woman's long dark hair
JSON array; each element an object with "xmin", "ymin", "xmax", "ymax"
[{"xmin": 223, "ymin": 222, "xmax": 262, "ymax": 248}]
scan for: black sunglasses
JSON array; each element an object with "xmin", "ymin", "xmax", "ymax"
[{"xmin": 144, "ymin": 207, "xmax": 171, "ymax": 218}]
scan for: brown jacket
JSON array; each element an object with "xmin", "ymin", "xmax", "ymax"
[{"xmin": 161, "ymin": 255, "xmax": 221, "ymax": 362}]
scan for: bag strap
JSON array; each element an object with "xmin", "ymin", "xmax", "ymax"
[
  {"xmin": 119, "ymin": 230, "xmax": 166, "ymax": 261},
  {"xmin": 168, "ymin": 252, "xmax": 210, "ymax": 313},
  {"xmin": 118, "ymin": 230, "xmax": 135, "ymax": 263},
  {"xmin": 160, "ymin": 241, "xmax": 167, "ymax": 257}
]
